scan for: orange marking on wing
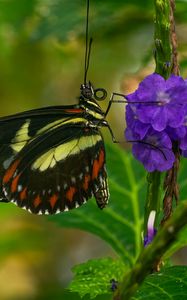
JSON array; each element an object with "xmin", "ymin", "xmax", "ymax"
[
  {"xmin": 49, "ymin": 194, "xmax": 58, "ymax": 209},
  {"xmin": 3, "ymin": 159, "xmax": 20, "ymax": 184},
  {"xmin": 20, "ymin": 187, "xmax": 27, "ymax": 201},
  {"xmin": 64, "ymin": 108, "xmax": 83, "ymax": 113},
  {"xmin": 11, "ymin": 174, "xmax": 21, "ymax": 193},
  {"xmin": 33, "ymin": 195, "xmax": 42, "ymax": 208},
  {"xmin": 83, "ymin": 174, "xmax": 91, "ymax": 191},
  {"xmin": 92, "ymin": 149, "xmax": 105, "ymax": 179},
  {"xmin": 66, "ymin": 187, "xmax": 76, "ymax": 202}
]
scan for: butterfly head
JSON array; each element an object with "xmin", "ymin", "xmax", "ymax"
[
  {"xmin": 79, "ymin": 81, "xmax": 108, "ymax": 122},
  {"xmin": 80, "ymin": 81, "xmax": 107, "ymax": 102}
]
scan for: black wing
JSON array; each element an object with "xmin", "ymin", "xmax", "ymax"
[
  {"xmin": 1, "ymin": 109, "xmax": 109, "ymax": 214},
  {"xmin": 0, "ymin": 105, "xmax": 84, "ymax": 200}
]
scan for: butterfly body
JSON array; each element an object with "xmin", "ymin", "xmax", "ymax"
[{"xmin": 0, "ymin": 83, "xmax": 109, "ymax": 214}]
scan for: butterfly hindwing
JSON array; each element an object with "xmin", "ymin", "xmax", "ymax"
[{"xmin": 2, "ymin": 119, "xmax": 109, "ymax": 214}]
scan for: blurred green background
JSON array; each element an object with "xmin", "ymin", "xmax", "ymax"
[{"xmin": 0, "ymin": 0, "xmax": 187, "ymax": 299}]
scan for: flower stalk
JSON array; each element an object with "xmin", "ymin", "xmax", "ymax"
[
  {"xmin": 144, "ymin": 0, "xmax": 175, "ymax": 239},
  {"xmin": 154, "ymin": 0, "xmax": 172, "ymax": 79},
  {"xmin": 144, "ymin": 172, "xmax": 161, "ymax": 236},
  {"xmin": 162, "ymin": 0, "xmax": 180, "ymax": 224},
  {"xmin": 114, "ymin": 0, "xmax": 180, "ymax": 299}
]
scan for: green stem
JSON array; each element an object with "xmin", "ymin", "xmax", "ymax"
[
  {"xmin": 113, "ymin": 1, "xmax": 175, "ymax": 299},
  {"xmin": 115, "ymin": 201, "xmax": 187, "ymax": 300},
  {"xmin": 154, "ymin": 0, "xmax": 172, "ymax": 78},
  {"xmin": 144, "ymin": 172, "xmax": 161, "ymax": 234},
  {"xmin": 144, "ymin": 0, "xmax": 173, "ymax": 241}
]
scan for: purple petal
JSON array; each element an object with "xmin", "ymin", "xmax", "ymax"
[
  {"xmin": 126, "ymin": 105, "xmax": 135, "ymax": 127},
  {"xmin": 137, "ymin": 106, "xmax": 158, "ymax": 124},
  {"xmin": 133, "ymin": 121, "xmax": 150, "ymax": 139},
  {"xmin": 156, "ymin": 148, "xmax": 175, "ymax": 171},
  {"xmin": 167, "ymin": 105, "xmax": 185, "ymax": 128},
  {"xmin": 166, "ymin": 74, "xmax": 185, "ymax": 89},
  {"xmin": 131, "ymin": 130, "xmax": 175, "ymax": 172},
  {"xmin": 151, "ymin": 107, "xmax": 167, "ymax": 131},
  {"xmin": 180, "ymin": 130, "xmax": 187, "ymax": 150},
  {"xmin": 169, "ymin": 86, "xmax": 187, "ymax": 104},
  {"xmin": 125, "ymin": 105, "xmax": 151, "ymax": 139},
  {"xmin": 139, "ymin": 73, "xmax": 166, "ymax": 92},
  {"xmin": 125, "ymin": 127, "xmax": 136, "ymax": 141},
  {"xmin": 144, "ymin": 228, "xmax": 157, "ymax": 247},
  {"xmin": 136, "ymin": 74, "xmax": 165, "ymax": 102},
  {"xmin": 157, "ymin": 131, "xmax": 172, "ymax": 148},
  {"xmin": 126, "ymin": 91, "xmax": 138, "ymax": 103},
  {"xmin": 166, "ymin": 126, "xmax": 186, "ymax": 141}
]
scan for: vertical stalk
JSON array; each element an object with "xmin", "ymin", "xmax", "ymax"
[
  {"xmin": 169, "ymin": 0, "xmax": 179, "ymax": 75},
  {"xmin": 161, "ymin": 0, "xmax": 180, "ymax": 224},
  {"xmin": 144, "ymin": 0, "xmax": 172, "ymax": 240},
  {"xmin": 154, "ymin": 0, "xmax": 172, "ymax": 78},
  {"xmin": 114, "ymin": 0, "xmax": 174, "ymax": 299},
  {"xmin": 144, "ymin": 172, "xmax": 161, "ymax": 234}
]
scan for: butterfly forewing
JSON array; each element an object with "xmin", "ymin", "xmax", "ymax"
[
  {"xmin": 0, "ymin": 107, "xmax": 82, "ymax": 198},
  {"xmin": 1, "ymin": 105, "xmax": 109, "ymax": 214}
]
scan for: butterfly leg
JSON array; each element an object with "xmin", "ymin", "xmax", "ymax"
[
  {"xmin": 104, "ymin": 92, "xmax": 128, "ymax": 117},
  {"xmin": 104, "ymin": 122, "xmax": 167, "ymax": 158},
  {"xmin": 104, "ymin": 123, "xmax": 119, "ymax": 143},
  {"xmin": 104, "ymin": 92, "xmax": 158, "ymax": 117}
]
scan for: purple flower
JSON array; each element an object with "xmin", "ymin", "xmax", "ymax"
[
  {"xmin": 126, "ymin": 105, "xmax": 150, "ymax": 139},
  {"xmin": 144, "ymin": 210, "xmax": 157, "ymax": 247},
  {"xmin": 125, "ymin": 73, "xmax": 187, "ymax": 172},
  {"xmin": 125, "ymin": 128, "xmax": 175, "ymax": 172},
  {"xmin": 126, "ymin": 73, "xmax": 187, "ymax": 132},
  {"xmin": 179, "ymin": 125, "xmax": 187, "ymax": 157},
  {"xmin": 166, "ymin": 125, "xmax": 186, "ymax": 141}
]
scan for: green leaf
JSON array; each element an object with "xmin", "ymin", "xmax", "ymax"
[
  {"xmin": 69, "ymin": 257, "xmax": 125, "ymax": 299},
  {"xmin": 33, "ymin": 0, "xmax": 153, "ymax": 41},
  {"xmin": 49, "ymin": 143, "xmax": 146, "ymax": 265},
  {"xmin": 32, "ymin": 0, "xmax": 187, "ymax": 42},
  {"xmin": 132, "ymin": 266, "xmax": 187, "ymax": 299},
  {"xmin": 0, "ymin": 0, "xmax": 37, "ymax": 30}
]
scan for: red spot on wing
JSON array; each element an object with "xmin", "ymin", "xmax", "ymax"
[
  {"xmin": 66, "ymin": 187, "xmax": 76, "ymax": 202},
  {"xmin": 11, "ymin": 174, "xmax": 21, "ymax": 193},
  {"xmin": 3, "ymin": 159, "xmax": 20, "ymax": 184},
  {"xmin": 92, "ymin": 149, "xmax": 105, "ymax": 179},
  {"xmin": 20, "ymin": 187, "xmax": 27, "ymax": 201},
  {"xmin": 33, "ymin": 195, "xmax": 42, "ymax": 208},
  {"xmin": 49, "ymin": 194, "xmax": 58, "ymax": 209},
  {"xmin": 83, "ymin": 174, "xmax": 91, "ymax": 191},
  {"xmin": 64, "ymin": 108, "xmax": 83, "ymax": 113}
]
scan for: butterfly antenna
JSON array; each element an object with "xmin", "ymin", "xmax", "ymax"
[{"xmin": 84, "ymin": 0, "xmax": 92, "ymax": 84}]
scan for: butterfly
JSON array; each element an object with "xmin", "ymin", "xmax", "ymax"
[
  {"xmin": 0, "ymin": 0, "xmax": 127, "ymax": 215},
  {"xmin": 0, "ymin": 82, "xmax": 112, "ymax": 215}
]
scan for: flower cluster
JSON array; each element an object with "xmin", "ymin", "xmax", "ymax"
[{"xmin": 125, "ymin": 73, "xmax": 187, "ymax": 172}]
